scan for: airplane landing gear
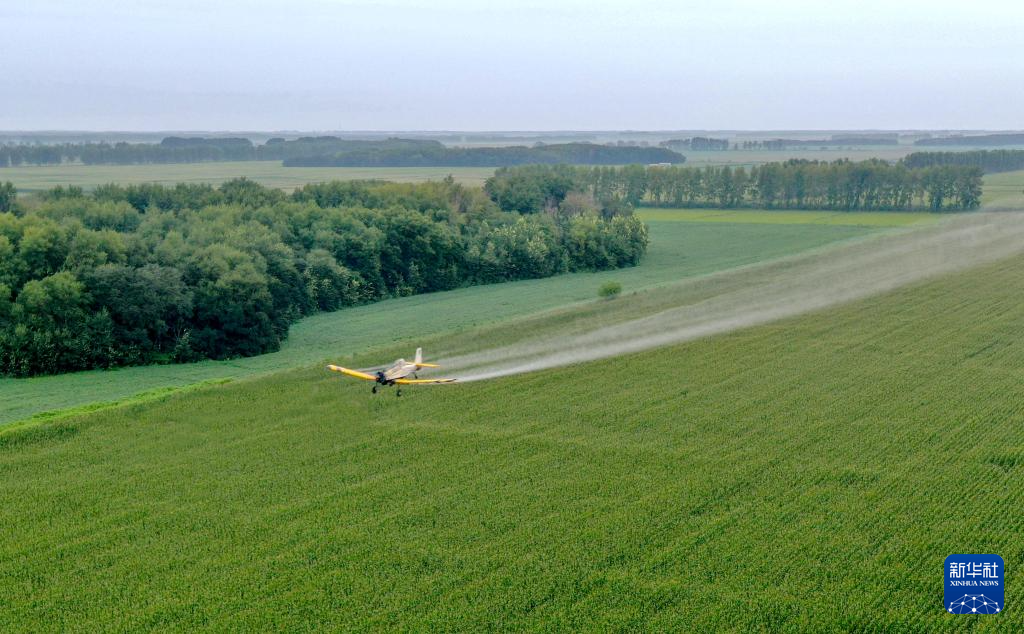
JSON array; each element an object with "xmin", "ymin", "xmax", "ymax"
[
  {"xmin": 396, "ymin": 389, "xmax": 402, "ymax": 397},
  {"xmin": 371, "ymin": 385, "xmax": 377, "ymax": 394}
]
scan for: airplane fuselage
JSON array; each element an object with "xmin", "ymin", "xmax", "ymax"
[{"xmin": 377, "ymin": 359, "xmax": 418, "ymax": 384}]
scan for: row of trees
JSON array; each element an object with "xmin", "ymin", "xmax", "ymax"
[
  {"xmin": 0, "ymin": 137, "xmax": 683, "ymax": 168},
  {"xmin": 740, "ymin": 136, "xmax": 898, "ymax": 150},
  {"xmin": 0, "ymin": 137, "xmax": 443, "ymax": 166},
  {"xmin": 659, "ymin": 137, "xmax": 730, "ymax": 151},
  {"xmin": 283, "ymin": 143, "xmax": 684, "ymax": 167},
  {"xmin": 485, "ymin": 159, "xmax": 983, "ymax": 211},
  {"xmin": 0, "ymin": 178, "xmax": 648, "ymax": 377},
  {"xmin": 915, "ymin": 133, "xmax": 1024, "ymax": 147},
  {"xmin": 902, "ymin": 150, "xmax": 1024, "ymax": 174}
]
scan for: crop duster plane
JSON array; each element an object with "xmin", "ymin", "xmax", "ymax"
[{"xmin": 327, "ymin": 348, "xmax": 456, "ymax": 395}]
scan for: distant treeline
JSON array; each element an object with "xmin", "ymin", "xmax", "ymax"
[
  {"xmin": 283, "ymin": 142, "xmax": 684, "ymax": 167},
  {"xmin": 0, "ymin": 178, "xmax": 647, "ymax": 377},
  {"xmin": 903, "ymin": 150, "xmax": 1024, "ymax": 174},
  {"xmin": 0, "ymin": 137, "xmax": 684, "ymax": 168},
  {"xmin": 0, "ymin": 137, "xmax": 444, "ymax": 166},
  {"xmin": 915, "ymin": 133, "xmax": 1024, "ymax": 147},
  {"xmin": 663, "ymin": 136, "xmax": 900, "ymax": 152},
  {"xmin": 660, "ymin": 137, "xmax": 730, "ymax": 151},
  {"xmin": 485, "ymin": 159, "xmax": 982, "ymax": 211},
  {"xmin": 741, "ymin": 136, "xmax": 899, "ymax": 150}
]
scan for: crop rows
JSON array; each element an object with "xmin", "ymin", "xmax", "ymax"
[{"xmin": 2, "ymin": 251, "xmax": 1023, "ymax": 629}]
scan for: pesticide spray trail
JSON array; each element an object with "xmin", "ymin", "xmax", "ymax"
[{"xmin": 442, "ymin": 212, "xmax": 1024, "ymax": 382}]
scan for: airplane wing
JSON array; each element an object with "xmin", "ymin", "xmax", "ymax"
[
  {"xmin": 394, "ymin": 377, "xmax": 457, "ymax": 384},
  {"xmin": 326, "ymin": 365, "xmax": 377, "ymax": 381}
]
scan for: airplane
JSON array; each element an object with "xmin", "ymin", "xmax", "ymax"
[{"xmin": 327, "ymin": 348, "xmax": 456, "ymax": 396}]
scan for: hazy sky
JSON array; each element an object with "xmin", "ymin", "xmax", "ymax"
[{"xmin": 2, "ymin": 0, "xmax": 1022, "ymax": 131}]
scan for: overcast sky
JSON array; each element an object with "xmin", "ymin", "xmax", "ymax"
[{"xmin": 2, "ymin": 0, "xmax": 1022, "ymax": 131}]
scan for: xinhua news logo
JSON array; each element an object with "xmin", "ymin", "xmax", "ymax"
[{"xmin": 945, "ymin": 554, "xmax": 1004, "ymax": 614}]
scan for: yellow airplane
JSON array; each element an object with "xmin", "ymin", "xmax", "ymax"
[{"xmin": 327, "ymin": 348, "xmax": 456, "ymax": 396}]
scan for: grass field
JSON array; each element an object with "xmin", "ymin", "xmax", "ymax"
[
  {"xmin": 0, "ymin": 220, "xmax": 875, "ymax": 425},
  {"xmin": 981, "ymin": 170, "xmax": 1024, "ymax": 210},
  {"xmin": 3, "ymin": 240, "xmax": 1024, "ymax": 629},
  {"xmin": 678, "ymin": 145, "xmax": 917, "ymax": 168},
  {"xmin": 1, "ymin": 161, "xmax": 496, "ymax": 193},
  {"xmin": 635, "ymin": 208, "xmax": 934, "ymax": 227}
]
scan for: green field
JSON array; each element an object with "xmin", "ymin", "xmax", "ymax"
[
  {"xmin": 0, "ymin": 220, "xmax": 875, "ymax": 425},
  {"xmin": 1, "ymin": 161, "xmax": 496, "ymax": 193},
  {"xmin": 635, "ymin": 208, "xmax": 934, "ymax": 227},
  {"xmin": 3, "ymin": 233, "xmax": 1024, "ymax": 629},
  {"xmin": 2, "ymin": 169, "xmax": 1022, "ymax": 629},
  {"xmin": 677, "ymin": 145, "xmax": 917, "ymax": 168},
  {"xmin": 980, "ymin": 170, "xmax": 1024, "ymax": 210}
]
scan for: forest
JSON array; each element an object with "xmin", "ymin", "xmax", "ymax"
[
  {"xmin": 0, "ymin": 137, "xmax": 683, "ymax": 168},
  {"xmin": 484, "ymin": 159, "xmax": 983, "ymax": 211},
  {"xmin": 902, "ymin": 150, "xmax": 1024, "ymax": 174},
  {"xmin": 0, "ymin": 178, "xmax": 648, "ymax": 377}
]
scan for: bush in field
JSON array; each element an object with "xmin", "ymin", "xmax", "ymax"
[{"xmin": 599, "ymin": 280, "xmax": 622, "ymax": 299}]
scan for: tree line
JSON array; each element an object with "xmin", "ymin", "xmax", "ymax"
[
  {"xmin": 283, "ymin": 143, "xmax": 684, "ymax": 167},
  {"xmin": 741, "ymin": 136, "xmax": 898, "ymax": 150},
  {"xmin": 915, "ymin": 133, "xmax": 1024, "ymax": 147},
  {"xmin": 484, "ymin": 159, "xmax": 983, "ymax": 211},
  {"xmin": 902, "ymin": 150, "xmax": 1024, "ymax": 174},
  {"xmin": 0, "ymin": 137, "xmax": 683, "ymax": 168},
  {"xmin": 659, "ymin": 137, "xmax": 730, "ymax": 151},
  {"xmin": 0, "ymin": 137, "xmax": 442, "ymax": 167},
  {"xmin": 0, "ymin": 178, "xmax": 648, "ymax": 377}
]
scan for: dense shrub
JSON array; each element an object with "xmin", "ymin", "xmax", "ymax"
[{"xmin": 598, "ymin": 281, "xmax": 622, "ymax": 299}]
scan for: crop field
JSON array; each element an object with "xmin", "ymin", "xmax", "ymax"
[
  {"xmin": 0, "ymin": 161, "xmax": 496, "ymax": 193},
  {"xmin": 0, "ymin": 220, "xmax": 875, "ymax": 425},
  {"xmin": 3, "ymin": 243, "xmax": 1024, "ymax": 629}
]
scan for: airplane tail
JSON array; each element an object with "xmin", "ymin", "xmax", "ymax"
[{"xmin": 414, "ymin": 347, "xmax": 441, "ymax": 368}]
